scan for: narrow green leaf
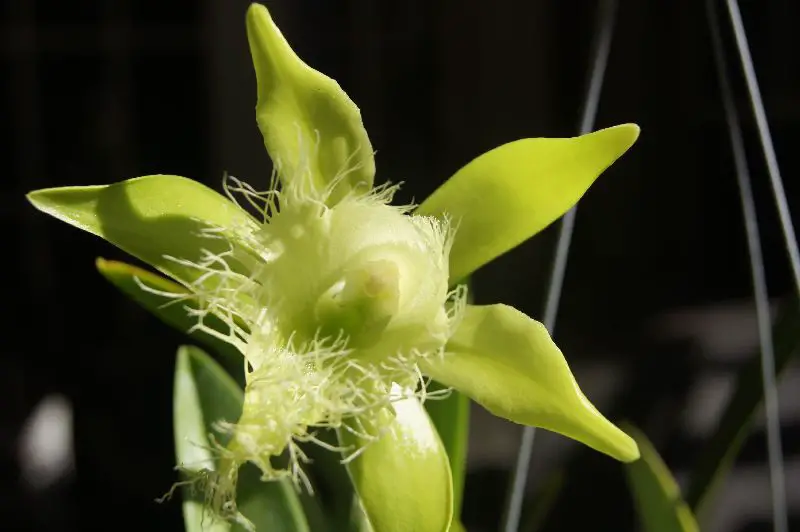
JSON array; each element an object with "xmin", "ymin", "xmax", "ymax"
[
  {"xmin": 425, "ymin": 281, "xmax": 472, "ymax": 521},
  {"xmin": 236, "ymin": 464, "xmax": 311, "ymax": 532},
  {"xmin": 623, "ymin": 425, "xmax": 699, "ymax": 532},
  {"xmin": 246, "ymin": 3, "xmax": 375, "ymax": 203},
  {"xmin": 174, "ymin": 345, "xmax": 237, "ymax": 532},
  {"xmin": 416, "ymin": 124, "xmax": 639, "ymax": 283},
  {"xmin": 297, "ymin": 429, "xmax": 368, "ymax": 532},
  {"xmin": 174, "ymin": 345, "xmax": 309, "ymax": 532},
  {"xmin": 424, "ymin": 384, "xmax": 469, "ymax": 520},
  {"xmin": 351, "ymin": 496, "xmax": 375, "ymax": 532},
  {"xmin": 449, "ymin": 521, "xmax": 466, "ymax": 532},
  {"xmin": 685, "ymin": 297, "xmax": 800, "ymax": 514},
  {"xmin": 421, "ymin": 304, "xmax": 639, "ymax": 462},
  {"xmin": 293, "ymin": 487, "xmax": 330, "ymax": 532},
  {"xmin": 338, "ymin": 390, "xmax": 453, "ymax": 532},
  {"xmin": 97, "ymin": 258, "xmax": 244, "ymax": 383},
  {"xmin": 27, "ymin": 175, "xmax": 259, "ymax": 286},
  {"xmin": 519, "ymin": 470, "xmax": 564, "ymax": 532}
]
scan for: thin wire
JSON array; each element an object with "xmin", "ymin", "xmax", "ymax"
[
  {"xmin": 502, "ymin": 1, "xmax": 618, "ymax": 530},
  {"xmin": 706, "ymin": 2, "xmax": 788, "ymax": 531},
  {"xmin": 725, "ymin": 0, "xmax": 800, "ymax": 293}
]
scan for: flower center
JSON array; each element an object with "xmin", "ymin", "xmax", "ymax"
[
  {"xmin": 314, "ymin": 258, "xmax": 400, "ymax": 348},
  {"xmin": 246, "ymin": 189, "xmax": 455, "ymax": 365}
]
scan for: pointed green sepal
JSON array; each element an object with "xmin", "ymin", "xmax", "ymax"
[
  {"xmin": 26, "ymin": 175, "xmax": 258, "ymax": 286},
  {"xmin": 246, "ymin": 3, "xmax": 375, "ymax": 203},
  {"xmin": 417, "ymin": 124, "xmax": 639, "ymax": 283},
  {"xmin": 421, "ymin": 304, "xmax": 639, "ymax": 462}
]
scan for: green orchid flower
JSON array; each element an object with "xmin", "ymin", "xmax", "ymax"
[{"xmin": 27, "ymin": 3, "xmax": 640, "ymax": 531}]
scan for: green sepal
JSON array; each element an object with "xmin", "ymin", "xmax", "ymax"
[
  {"xmin": 246, "ymin": 3, "xmax": 375, "ymax": 204},
  {"xmin": 422, "ymin": 304, "xmax": 639, "ymax": 462},
  {"xmin": 417, "ymin": 125, "xmax": 639, "ymax": 283}
]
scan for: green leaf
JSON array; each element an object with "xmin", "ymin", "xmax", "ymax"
[
  {"xmin": 416, "ymin": 124, "xmax": 639, "ymax": 283},
  {"xmin": 246, "ymin": 3, "xmax": 375, "ymax": 204},
  {"xmin": 519, "ymin": 470, "xmax": 564, "ymax": 532},
  {"xmin": 338, "ymin": 390, "xmax": 453, "ymax": 532},
  {"xmin": 27, "ymin": 174, "xmax": 259, "ymax": 286},
  {"xmin": 421, "ymin": 304, "xmax": 639, "ymax": 462},
  {"xmin": 174, "ymin": 345, "xmax": 309, "ymax": 532},
  {"xmin": 297, "ymin": 429, "xmax": 364, "ymax": 532},
  {"xmin": 425, "ymin": 280, "xmax": 472, "ymax": 522},
  {"xmin": 449, "ymin": 521, "xmax": 466, "ymax": 532},
  {"xmin": 424, "ymin": 383, "xmax": 469, "ymax": 520},
  {"xmin": 623, "ymin": 425, "xmax": 699, "ymax": 532},
  {"xmin": 685, "ymin": 297, "xmax": 800, "ymax": 514},
  {"xmin": 96, "ymin": 258, "xmax": 244, "ymax": 383},
  {"xmin": 351, "ymin": 497, "xmax": 375, "ymax": 532}
]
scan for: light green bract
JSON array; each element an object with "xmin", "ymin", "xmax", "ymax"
[{"xmin": 27, "ymin": 3, "xmax": 641, "ymax": 531}]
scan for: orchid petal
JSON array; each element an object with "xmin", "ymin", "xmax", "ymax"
[
  {"xmin": 246, "ymin": 4, "xmax": 375, "ymax": 203},
  {"xmin": 417, "ymin": 124, "xmax": 639, "ymax": 283},
  {"xmin": 339, "ymin": 388, "xmax": 453, "ymax": 532},
  {"xmin": 421, "ymin": 304, "xmax": 639, "ymax": 462}
]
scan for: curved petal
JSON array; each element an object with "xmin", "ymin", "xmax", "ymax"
[
  {"xmin": 417, "ymin": 124, "xmax": 639, "ymax": 283},
  {"xmin": 420, "ymin": 304, "xmax": 639, "ymax": 462},
  {"xmin": 246, "ymin": 4, "xmax": 375, "ymax": 203},
  {"xmin": 338, "ymin": 387, "xmax": 453, "ymax": 532},
  {"xmin": 26, "ymin": 175, "xmax": 259, "ymax": 286}
]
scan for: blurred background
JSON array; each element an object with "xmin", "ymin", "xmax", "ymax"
[{"xmin": 2, "ymin": 0, "xmax": 799, "ymax": 530}]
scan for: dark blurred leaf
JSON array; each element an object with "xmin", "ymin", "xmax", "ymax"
[
  {"xmin": 623, "ymin": 425, "xmax": 699, "ymax": 532},
  {"xmin": 425, "ymin": 280, "xmax": 473, "ymax": 518},
  {"xmin": 173, "ymin": 345, "xmax": 310, "ymax": 532},
  {"xmin": 424, "ymin": 385, "xmax": 469, "ymax": 519},
  {"xmin": 520, "ymin": 470, "xmax": 564, "ymax": 532},
  {"xmin": 449, "ymin": 520, "xmax": 466, "ymax": 532},
  {"xmin": 97, "ymin": 257, "xmax": 244, "ymax": 384},
  {"xmin": 685, "ymin": 297, "xmax": 800, "ymax": 514},
  {"xmin": 299, "ymin": 429, "xmax": 364, "ymax": 532}
]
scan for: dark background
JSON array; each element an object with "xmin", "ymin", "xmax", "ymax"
[{"xmin": 2, "ymin": 0, "xmax": 799, "ymax": 531}]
